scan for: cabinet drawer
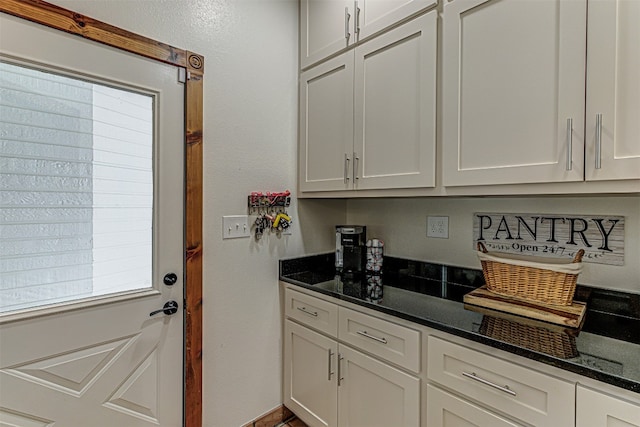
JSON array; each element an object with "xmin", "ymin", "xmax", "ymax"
[
  {"xmin": 285, "ymin": 288, "xmax": 338, "ymax": 337},
  {"xmin": 427, "ymin": 336, "xmax": 574, "ymax": 427},
  {"xmin": 427, "ymin": 384, "xmax": 523, "ymax": 427},
  {"xmin": 338, "ymin": 306, "xmax": 420, "ymax": 373}
]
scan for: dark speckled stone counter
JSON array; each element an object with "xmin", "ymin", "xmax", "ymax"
[{"xmin": 280, "ymin": 253, "xmax": 640, "ymax": 394}]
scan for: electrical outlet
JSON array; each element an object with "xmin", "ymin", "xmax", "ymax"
[
  {"xmin": 427, "ymin": 216, "xmax": 449, "ymax": 239},
  {"xmin": 222, "ymin": 215, "xmax": 251, "ymax": 239}
]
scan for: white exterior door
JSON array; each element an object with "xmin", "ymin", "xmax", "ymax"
[
  {"xmin": 0, "ymin": 13, "xmax": 184, "ymax": 427},
  {"xmin": 442, "ymin": 0, "xmax": 586, "ymax": 186}
]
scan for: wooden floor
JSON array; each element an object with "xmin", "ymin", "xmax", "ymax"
[
  {"xmin": 243, "ymin": 405, "xmax": 308, "ymax": 427},
  {"xmin": 278, "ymin": 417, "xmax": 308, "ymax": 427}
]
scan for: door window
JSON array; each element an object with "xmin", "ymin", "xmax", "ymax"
[{"xmin": 0, "ymin": 60, "xmax": 155, "ymax": 313}]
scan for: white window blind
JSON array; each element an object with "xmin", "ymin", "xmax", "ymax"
[{"xmin": 0, "ymin": 61, "xmax": 154, "ymax": 313}]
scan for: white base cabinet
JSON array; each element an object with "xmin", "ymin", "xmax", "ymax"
[
  {"xmin": 576, "ymin": 385, "xmax": 640, "ymax": 427},
  {"xmin": 426, "ymin": 385, "xmax": 523, "ymax": 427},
  {"xmin": 284, "ymin": 320, "xmax": 338, "ymax": 427},
  {"xmin": 427, "ymin": 335, "xmax": 575, "ymax": 426},
  {"xmin": 283, "ymin": 289, "xmax": 420, "ymax": 427},
  {"xmin": 338, "ymin": 345, "xmax": 419, "ymax": 427},
  {"xmin": 281, "ymin": 283, "xmax": 639, "ymax": 427}
]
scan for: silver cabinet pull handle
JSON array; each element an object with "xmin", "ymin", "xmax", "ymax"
[
  {"xmin": 344, "ymin": 7, "xmax": 351, "ymax": 42},
  {"xmin": 595, "ymin": 113, "xmax": 603, "ymax": 169},
  {"xmin": 328, "ymin": 349, "xmax": 335, "ymax": 380},
  {"xmin": 297, "ymin": 306, "xmax": 318, "ymax": 317},
  {"xmin": 344, "ymin": 153, "xmax": 351, "ymax": 184},
  {"xmin": 357, "ymin": 330, "xmax": 387, "ymax": 344},
  {"xmin": 355, "ymin": 1, "xmax": 361, "ymax": 36},
  {"xmin": 566, "ymin": 118, "xmax": 573, "ymax": 171},
  {"xmin": 338, "ymin": 353, "xmax": 344, "ymax": 386},
  {"xmin": 462, "ymin": 371, "xmax": 517, "ymax": 396},
  {"xmin": 353, "ymin": 152, "xmax": 359, "ymax": 181}
]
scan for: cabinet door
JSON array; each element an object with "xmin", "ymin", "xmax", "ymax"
[
  {"xmin": 284, "ymin": 320, "xmax": 338, "ymax": 427},
  {"xmin": 356, "ymin": 0, "xmax": 437, "ymax": 42},
  {"xmin": 585, "ymin": 0, "xmax": 640, "ymax": 181},
  {"xmin": 442, "ymin": 0, "xmax": 586, "ymax": 186},
  {"xmin": 353, "ymin": 11, "xmax": 437, "ymax": 190},
  {"xmin": 427, "ymin": 336, "xmax": 575, "ymax": 427},
  {"xmin": 299, "ymin": 51, "xmax": 354, "ymax": 192},
  {"xmin": 300, "ymin": 0, "xmax": 354, "ymax": 70},
  {"xmin": 338, "ymin": 345, "xmax": 419, "ymax": 427},
  {"xmin": 426, "ymin": 385, "xmax": 523, "ymax": 427},
  {"xmin": 576, "ymin": 385, "xmax": 640, "ymax": 427}
]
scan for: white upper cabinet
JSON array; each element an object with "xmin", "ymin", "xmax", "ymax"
[
  {"xmin": 585, "ymin": 0, "xmax": 640, "ymax": 181},
  {"xmin": 442, "ymin": 0, "xmax": 587, "ymax": 186},
  {"xmin": 353, "ymin": 11, "xmax": 437, "ymax": 190},
  {"xmin": 299, "ymin": 11, "xmax": 437, "ymax": 192},
  {"xmin": 300, "ymin": 0, "xmax": 437, "ymax": 70},
  {"xmin": 356, "ymin": 0, "xmax": 437, "ymax": 41},
  {"xmin": 300, "ymin": 0, "xmax": 354, "ymax": 70},
  {"xmin": 299, "ymin": 52, "xmax": 355, "ymax": 192}
]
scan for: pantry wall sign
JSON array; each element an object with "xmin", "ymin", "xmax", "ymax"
[{"xmin": 473, "ymin": 213, "xmax": 625, "ymax": 266}]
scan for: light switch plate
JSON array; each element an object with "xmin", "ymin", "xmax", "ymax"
[
  {"xmin": 427, "ymin": 216, "xmax": 449, "ymax": 239},
  {"xmin": 222, "ymin": 215, "xmax": 251, "ymax": 239}
]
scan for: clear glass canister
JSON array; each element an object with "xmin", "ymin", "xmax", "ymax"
[{"xmin": 365, "ymin": 239, "xmax": 384, "ymax": 273}]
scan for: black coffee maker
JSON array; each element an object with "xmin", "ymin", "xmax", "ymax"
[{"xmin": 335, "ymin": 225, "xmax": 366, "ymax": 274}]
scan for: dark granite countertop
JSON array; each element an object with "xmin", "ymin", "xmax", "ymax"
[{"xmin": 280, "ymin": 253, "xmax": 640, "ymax": 394}]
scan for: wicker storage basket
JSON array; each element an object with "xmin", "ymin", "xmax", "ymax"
[
  {"xmin": 479, "ymin": 316, "xmax": 578, "ymax": 359},
  {"xmin": 477, "ymin": 242, "xmax": 585, "ymax": 306}
]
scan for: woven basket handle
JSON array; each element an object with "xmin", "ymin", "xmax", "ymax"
[
  {"xmin": 573, "ymin": 249, "xmax": 585, "ymax": 263},
  {"xmin": 477, "ymin": 242, "xmax": 488, "ymax": 253}
]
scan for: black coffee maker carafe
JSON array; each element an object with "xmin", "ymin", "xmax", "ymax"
[{"xmin": 335, "ymin": 225, "xmax": 366, "ymax": 274}]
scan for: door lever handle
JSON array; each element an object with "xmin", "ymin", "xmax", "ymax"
[{"xmin": 149, "ymin": 300, "xmax": 179, "ymax": 316}]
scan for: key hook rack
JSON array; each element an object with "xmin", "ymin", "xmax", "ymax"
[
  {"xmin": 249, "ymin": 190, "xmax": 293, "ymax": 240},
  {"xmin": 248, "ymin": 190, "xmax": 291, "ymax": 214}
]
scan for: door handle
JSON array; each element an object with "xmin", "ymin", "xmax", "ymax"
[
  {"xmin": 566, "ymin": 118, "xmax": 573, "ymax": 171},
  {"xmin": 297, "ymin": 306, "xmax": 318, "ymax": 317},
  {"xmin": 356, "ymin": 330, "xmax": 387, "ymax": 344},
  {"xmin": 149, "ymin": 300, "xmax": 179, "ymax": 316},
  {"xmin": 344, "ymin": 7, "xmax": 351, "ymax": 42},
  {"xmin": 462, "ymin": 371, "xmax": 517, "ymax": 396},
  {"xmin": 344, "ymin": 153, "xmax": 351, "ymax": 184},
  {"xmin": 328, "ymin": 349, "xmax": 335, "ymax": 380},
  {"xmin": 595, "ymin": 113, "xmax": 603, "ymax": 169}
]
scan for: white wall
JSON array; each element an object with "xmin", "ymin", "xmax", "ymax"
[
  {"xmin": 347, "ymin": 196, "xmax": 640, "ymax": 294},
  {"xmin": 38, "ymin": 1, "xmax": 345, "ymax": 426}
]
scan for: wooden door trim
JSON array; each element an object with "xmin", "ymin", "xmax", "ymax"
[{"xmin": 0, "ymin": 2, "xmax": 204, "ymax": 426}]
